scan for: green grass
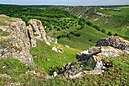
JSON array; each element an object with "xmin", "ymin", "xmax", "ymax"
[
  {"xmin": 1, "ymin": 55, "xmax": 128, "ymax": 86},
  {"xmin": 32, "ymin": 54, "xmax": 129, "ymax": 86},
  {"xmin": 0, "ymin": 59, "xmax": 47, "ymax": 86},
  {"xmin": 31, "ymin": 40, "xmax": 81, "ymax": 74}
]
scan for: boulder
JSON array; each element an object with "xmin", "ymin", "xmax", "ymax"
[
  {"xmin": 96, "ymin": 36, "xmax": 129, "ymax": 53},
  {"xmin": 76, "ymin": 46, "xmax": 124, "ymax": 70},
  {"xmin": 28, "ymin": 19, "xmax": 50, "ymax": 46},
  {"xmin": 47, "ymin": 36, "xmax": 57, "ymax": 44}
]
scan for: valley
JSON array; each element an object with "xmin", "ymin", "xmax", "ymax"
[{"xmin": 0, "ymin": 4, "xmax": 129, "ymax": 86}]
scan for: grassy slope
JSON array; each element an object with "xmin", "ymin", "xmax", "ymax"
[
  {"xmin": 0, "ymin": 59, "xmax": 47, "ymax": 86},
  {"xmin": 59, "ymin": 25, "xmax": 106, "ymax": 50},
  {"xmin": 0, "ymin": 5, "xmax": 129, "ymax": 85},
  {"xmin": 1, "ymin": 55, "xmax": 128, "ymax": 86},
  {"xmin": 65, "ymin": 6, "xmax": 129, "ymax": 39},
  {"xmin": 93, "ymin": 6, "xmax": 129, "ymax": 37},
  {"xmin": 31, "ymin": 40, "xmax": 81, "ymax": 74}
]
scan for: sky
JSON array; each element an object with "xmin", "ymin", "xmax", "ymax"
[{"xmin": 0, "ymin": 0, "xmax": 129, "ymax": 6}]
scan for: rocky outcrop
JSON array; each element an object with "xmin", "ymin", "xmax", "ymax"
[
  {"xmin": 0, "ymin": 19, "xmax": 52, "ymax": 65},
  {"xmin": 76, "ymin": 46, "xmax": 124, "ymax": 70},
  {"xmin": 0, "ymin": 21, "xmax": 34, "ymax": 65},
  {"xmin": 58, "ymin": 36, "xmax": 128, "ymax": 78},
  {"xmin": 96, "ymin": 36, "xmax": 129, "ymax": 53},
  {"xmin": 27, "ymin": 19, "xmax": 50, "ymax": 47}
]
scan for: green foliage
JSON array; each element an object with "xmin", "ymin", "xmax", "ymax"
[{"xmin": 107, "ymin": 31, "xmax": 112, "ymax": 36}]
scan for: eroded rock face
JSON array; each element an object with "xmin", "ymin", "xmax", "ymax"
[
  {"xmin": 96, "ymin": 36, "xmax": 129, "ymax": 53},
  {"xmin": 59, "ymin": 36, "xmax": 128, "ymax": 78},
  {"xmin": 0, "ymin": 19, "xmax": 51, "ymax": 65},
  {"xmin": 76, "ymin": 46, "xmax": 124, "ymax": 70},
  {"xmin": 0, "ymin": 21, "xmax": 34, "ymax": 65},
  {"xmin": 27, "ymin": 19, "xmax": 50, "ymax": 46}
]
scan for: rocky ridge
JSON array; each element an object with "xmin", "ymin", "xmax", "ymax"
[
  {"xmin": 0, "ymin": 19, "xmax": 55, "ymax": 65},
  {"xmin": 58, "ymin": 36, "xmax": 129, "ymax": 78}
]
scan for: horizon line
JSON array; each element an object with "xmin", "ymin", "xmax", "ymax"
[{"xmin": 0, "ymin": 3, "xmax": 129, "ymax": 7}]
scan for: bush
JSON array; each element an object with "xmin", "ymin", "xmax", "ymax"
[
  {"xmin": 93, "ymin": 25, "xmax": 101, "ymax": 31},
  {"xmin": 101, "ymin": 29, "xmax": 106, "ymax": 33},
  {"xmin": 107, "ymin": 31, "xmax": 112, "ymax": 36},
  {"xmin": 86, "ymin": 21, "xmax": 93, "ymax": 26},
  {"xmin": 114, "ymin": 33, "xmax": 118, "ymax": 36}
]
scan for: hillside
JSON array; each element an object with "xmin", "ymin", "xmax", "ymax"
[
  {"xmin": 0, "ymin": 4, "xmax": 107, "ymax": 50},
  {"xmin": 0, "ymin": 5, "xmax": 129, "ymax": 86},
  {"xmin": 64, "ymin": 6, "xmax": 129, "ymax": 39}
]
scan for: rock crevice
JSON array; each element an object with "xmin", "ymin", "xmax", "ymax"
[{"xmin": 0, "ymin": 19, "xmax": 52, "ymax": 65}]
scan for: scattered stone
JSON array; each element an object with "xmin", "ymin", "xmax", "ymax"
[
  {"xmin": 26, "ymin": 70, "xmax": 41, "ymax": 77},
  {"xmin": 53, "ymin": 71, "xmax": 58, "ymax": 77},
  {"xmin": 52, "ymin": 46, "xmax": 64, "ymax": 53},
  {"xmin": 65, "ymin": 45, "xmax": 70, "ymax": 48},
  {"xmin": 47, "ymin": 36, "xmax": 57, "ymax": 44},
  {"xmin": 0, "ymin": 74, "xmax": 11, "ymax": 79},
  {"xmin": 5, "ymin": 82, "xmax": 21, "ymax": 86}
]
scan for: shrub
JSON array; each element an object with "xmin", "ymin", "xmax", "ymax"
[
  {"xmin": 114, "ymin": 33, "xmax": 118, "ymax": 36},
  {"xmin": 107, "ymin": 31, "xmax": 112, "ymax": 36}
]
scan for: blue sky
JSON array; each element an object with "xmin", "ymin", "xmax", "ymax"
[{"xmin": 0, "ymin": 0, "xmax": 129, "ymax": 6}]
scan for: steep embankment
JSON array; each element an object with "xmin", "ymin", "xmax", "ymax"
[{"xmin": 64, "ymin": 6, "xmax": 129, "ymax": 39}]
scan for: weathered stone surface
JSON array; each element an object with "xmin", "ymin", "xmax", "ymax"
[
  {"xmin": 76, "ymin": 46, "xmax": 124, "ymax": 70},
  {"xmin": 76, "ymin": 46, "xmax": 101, "ymax": 62},
  {"xmin": 59, "ymin": 36, "xmax": 127, "ymax": 78},
  {"xmin": 60, "ymin": 62, "xmax": 84, "ymax": 78},
  {"xmin": 28, "ymin": 19, "xmax": 50, "ymax": 46},
  {"xmin": 0, "ymin": 21, "xmax": 34, "ymax": 65},
  {"xmin": 96, "ymin": 36, "xmax": 129, "ymax": 53},
  {"xmin": 0, "ymin": 19, "xmax": 51, "ymax": 65},
  {"xmin": 47, "ymin": 36, "xmax": 57, "ymax": 44}
]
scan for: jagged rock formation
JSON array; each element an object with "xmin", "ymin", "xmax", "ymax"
[
  {"xmin": 58, "ymin": 36, "xmax": 128, "ymax": 78},
  {"xmin": 0, "ymin": 19, "xmax": 52, "ymax": 65},
  {"xmin": 0, "ymin": 21, "xmax": 33, "ymax": 65},
  {"xmin": 64, "ymin": 7, "xmax": 96, "ymax": 18},
  {"xmin": 76, "ymin": 46, "xmax": 124, "ymax": 70},
  {"xmin": 27, "ymin": 19, "xmax": 50, "ymax": 47},
  {"xmin": 96, "ymin": 36, "xmax": 129, "ymax": 53}
]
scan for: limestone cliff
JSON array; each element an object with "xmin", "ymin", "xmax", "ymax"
[{"xmin": 0, "ymin": 19, "xmax": 52, "ymax": 65}]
